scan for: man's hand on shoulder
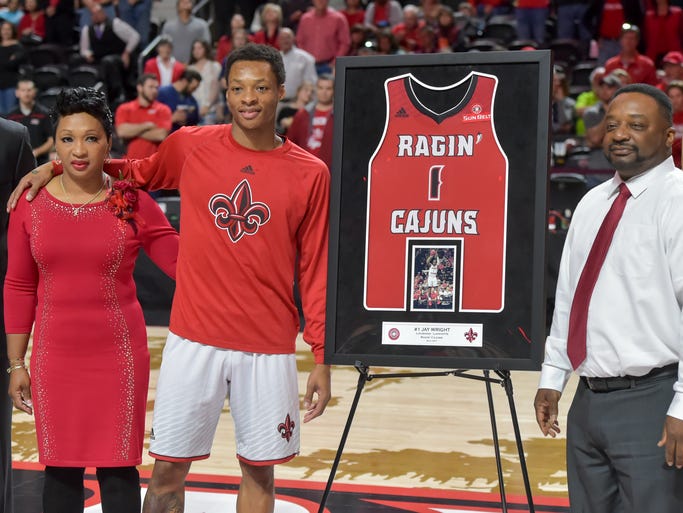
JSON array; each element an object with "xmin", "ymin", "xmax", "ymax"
[
  {"xmin": 303, "ymin": 363, "xmax": 331, "ymax": 423},
  {"xmin": 658, "ymin": 415, "xmax": 683, "ymax": 468},
  {"xmin": 534, "ymin": 388, "xmax": 562, "ymax": 437}
]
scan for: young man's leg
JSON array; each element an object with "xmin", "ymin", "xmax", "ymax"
[
  {"xmin": 237, "ymin": 462, "xmax": 274, "ymax": 513},
  {"xmin": 142, "ymin": 460, "xmax": 192, "ymax": 513}
]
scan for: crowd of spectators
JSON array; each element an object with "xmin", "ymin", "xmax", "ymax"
[{"xmin": 0, "ymin": 0, "xmax": 681, "ymax": 164}]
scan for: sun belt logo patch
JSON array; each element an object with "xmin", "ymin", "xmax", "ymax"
[{"xmin": 209, "ymin": 179, "xmax": 270, "ymax": 243}]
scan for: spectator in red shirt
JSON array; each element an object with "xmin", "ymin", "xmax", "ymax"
[
  {"xmin": 341, "ymin": 0, "xmax": 365, "ymax": 29},
  {"xmin": 18, "ymin": 0, "xmax": 45, "ymax": 43},
  {"xmin": 392, "ymin": 4, "xmax": 425, "ymax": 52},
  {"xmin": 666, "ymin": 80, "xmax": 683, "ymax": 167},
  {"xmin": 288, "ymin": 74, "xmax": 334, "ymax": 168},
  {"xmin": 251, "ymin": 3, "xmax": 282, "ymax": 49},
  {"xmin": 296, "ymin": 0, "xmax": 350, "ymax": 74},
  {"xmin": 215, "ymin": 13, "xmax": 251, "ymax": 65},
  {"xmin": 115, "ymin": 73, "xmax": 172, "ymax": 159},
  {"xmin": 644, "ymin": 0, "xmax": 683, "ymax": 66},
  {"xmin": 584, "ymin": 0, "xmax": 644, "ymax": 65},
  {"xmin": 143, "ymin": 36, "xmax": 186, "ymax": 87},
  {"xmin": 604, "ymin": 24, "xmax": 657, "ymax": 85}
]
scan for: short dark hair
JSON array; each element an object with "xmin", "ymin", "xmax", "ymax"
[
  {"xmin": 224, "ymin": 43, "xmax": 286, "ymax": 86},
  {"xmin": 612, "ymin": 83, "xmax": 673, "ymax": 126},
  {"xmin": 52, "ymin": 87, "xmax": 113, "ymax": 138},
  {"xmin": 180, "ymin": 68, "xmax": 202, "ymax": 83},
  {"xmin": 157, "ymin": 35, "xmax": 173, "ymax": 48},
  {"xmin": 137, "ymin": 73, "xmax": 158, "ymax": 86}
]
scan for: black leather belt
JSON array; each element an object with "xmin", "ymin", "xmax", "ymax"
[{"xmin": 581, "ymin": 363, "xmax": 678, "ymax": 392}]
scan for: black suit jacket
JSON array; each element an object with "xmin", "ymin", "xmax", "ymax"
[{"xmin": 0, "ymin": 117, "xmax": 36, "ymax": 326}]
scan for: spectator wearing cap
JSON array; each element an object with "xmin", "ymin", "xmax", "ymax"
[
  {"xmin": 644, "ymin": 0, "xmax": 682, "ymax": 65},
  {"xmin": 584, "ymin": 0, "xmax": 644, "ymax": 65},
  {"xmin": 144, "ymin": 36, "xmax": 186, "ymax": 87},
  {"xmin": 581, "ymin": 72, "xmax": 622, "ymax": 169},
  {"xmin": 364, "ymin": 0, "xmax": 403, "ymax": 29},
  {"xmin": 666, "ymin": 80, "xmax": 683, "ymax": 167},
  {"xmin": 604, "ymin": 24, "xmax": 657, "ymax": 85},
  {"xmin": 574, "ymin": 66, "xmax": 605, "ymax": 136},
  {"xmin": 657, "ymin": 51, "xmax": 683, "ymax": 90}
]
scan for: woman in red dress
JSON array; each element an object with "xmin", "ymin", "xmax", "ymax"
[{"xmin": 4, "ymin": 87, "xmax": 179, "ymax": 513}]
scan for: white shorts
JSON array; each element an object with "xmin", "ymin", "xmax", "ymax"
[
  {"xmin": 427, "ymin": 277, "xmax": 438, "ymax": 287},
  {"xmin": 149, "ymin": 332, "xmax": 300, "ymax": 465}
]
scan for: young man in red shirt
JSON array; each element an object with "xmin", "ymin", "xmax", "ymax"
[
  {"xmin": 12, "ymin": 43, "xmax": 331, "ymax": 513},
  {"xmin": 604, "ymin": 24, "xmax": 657, "ymax": 85},
  {"xmin": 115, "ymin": 73, "xmax": 172, "ymax": 159}
]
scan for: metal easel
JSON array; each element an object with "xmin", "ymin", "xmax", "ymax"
[{"xmin": 317, "ymin": 361, "xmax": 535, "ymax": 513}]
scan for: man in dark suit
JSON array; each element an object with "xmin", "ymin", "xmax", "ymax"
[{"xmin": 0, "ymin": 117, "xmax": 36, "ymax": 513}]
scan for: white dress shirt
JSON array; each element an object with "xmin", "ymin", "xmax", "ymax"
[
  {"xmin": 539, "ymin": 157, "xmax": 683, "ymax": 419},
  {"xmin": 281, "ymin": 46, "xmax": 318, "ymax": 101}
]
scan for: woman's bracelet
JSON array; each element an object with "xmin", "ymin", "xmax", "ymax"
[{"xmin": 6, "ymin": 363, "xmax": 27, "ymax": 374}]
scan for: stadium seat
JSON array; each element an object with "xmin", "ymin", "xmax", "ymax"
[
  {"xmin": 32, "ymin": 65, "xmax": 68, "ymax": 92},
  {"xmin": 68, "ymin": 65, "xmax": 103, "ymax": 88},
  {"xmin": 38, "ymin": 86, "xmax": 66, "ymax": 109},
  {"xmin": 483, "ymin": 21, "xmax": 517, "ymax": 46},
  {"xmin": 547, "ymin": 38, "xmax": 581, "ymax": 68},
  {"xmin": 26, "ymin": 44, "xmax": 67, "ymax": 68}
]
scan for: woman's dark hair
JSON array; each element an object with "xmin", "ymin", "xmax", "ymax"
[
  {"xmin": 189, "ymin": 38, "xmax": 213, "ymax": 63},
  {"xmin": 51, "ymin": 87, "xmax": 114, "ymax": 139},
  {"xmin": 224, "ymin": 43, "xmax": 285, "ymax": 86}
]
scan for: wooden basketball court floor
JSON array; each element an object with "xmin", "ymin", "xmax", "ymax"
[{"xmin": 11, "ymin": 326, "xmax": 576, "ymax": 512}]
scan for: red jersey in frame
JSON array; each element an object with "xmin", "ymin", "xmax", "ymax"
[{"xmin": 364, "ymin": 71, "xmax": 509, "ymax": 312}]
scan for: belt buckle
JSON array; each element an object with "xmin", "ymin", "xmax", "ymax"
[{"xmin": 586, "ymin": 377, "xmax": 603, "ymax": 391}]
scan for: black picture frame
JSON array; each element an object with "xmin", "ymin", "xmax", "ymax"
[{"xmin": 325, "ymin": 51, "xmax": 551, "ymax": 371}]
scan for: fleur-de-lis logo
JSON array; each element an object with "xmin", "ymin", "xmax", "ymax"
[
  {"xmin": 464, "ymin": 328, "xmax": 478, "ymax": 343},
  {"xmin": 278, "ymin": 413, "xmax": 296, "ymax": 442},
  {"xmin": 209, "ymin": 180, "xmax": 270, "ymax": 243}
]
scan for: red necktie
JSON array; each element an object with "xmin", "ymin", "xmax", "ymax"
[{"xmin": 567, "ymin": 182, "xmax": 632, "ymax": 369}]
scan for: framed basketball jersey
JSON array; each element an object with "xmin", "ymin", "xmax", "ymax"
[
  {"xmin": 326, "ymin": 51, "xmax": 551, "ymax": 371},
  {"xmin": 364, "ymin": 71, "xmax": 508, "ymax": 313}
]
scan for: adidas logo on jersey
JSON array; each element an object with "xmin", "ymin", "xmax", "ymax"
[
  {"xmin": 395, "ymin": 107, "xmax": 409, "ymax": 118},
  {"xmin": 240, "ymin": 165, "xmax": 255, "ymax": 174}
]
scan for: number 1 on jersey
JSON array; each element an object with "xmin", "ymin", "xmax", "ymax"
[{"xmin": 429, "ymin": 165, "xmax": 445, "ymax": 201}]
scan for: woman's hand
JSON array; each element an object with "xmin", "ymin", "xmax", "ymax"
[{"xmin": 8, "ymin": 368, "xmax": 32, "ymax": 415}]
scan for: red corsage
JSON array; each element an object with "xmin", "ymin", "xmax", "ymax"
[{"xmin": 106, "ymin": 174, "xmax": 143, "ymax": 232}]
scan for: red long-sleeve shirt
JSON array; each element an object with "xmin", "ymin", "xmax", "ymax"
[{"xmin": 104, "ymin": 125, "xmax": 330, "ymax": 362}]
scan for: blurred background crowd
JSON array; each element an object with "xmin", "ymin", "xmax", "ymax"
[{"xmin": 0, "ymin": 0, "xmax": 680, "ymax": 171}]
